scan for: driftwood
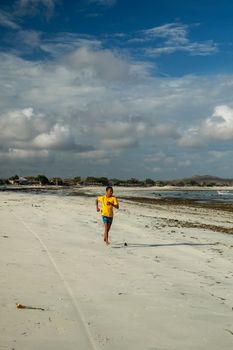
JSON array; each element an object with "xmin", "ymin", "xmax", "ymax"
[{"xmin": 16, "ymin": 303, "xmax": 45, "ymax": 311}]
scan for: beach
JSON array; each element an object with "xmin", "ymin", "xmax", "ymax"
[{"xmin": 0, "ymin": 189, "xmax": 233, "ymax": 350}]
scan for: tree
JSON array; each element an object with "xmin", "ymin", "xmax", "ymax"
[
  {"xmin": 9, "ymin": 174, "xmax": 19, "ymax": 180},
  {"xmin": 109, "ymin": 178, "xmax": 121, "ymax": 186},
  {"xmin": 155, "ymin": 181, "xmax": 168, "ymax": 187},
  {"xmin": 97, "ymin": 177, "xmax": 109, "ymax": 186},
  {"xmin": 36, "ymin": 175, "xmax": 49, "ymax": 185},
  {"xmin": 85, "ymin": 176, "xmax": 98, "ymax": 184},
  {"xmin": 144, "ymin": 178, "xmax": 155, "ymax": 186},
  {"xmin": 73, "ymin": 176, "xmax": 81, "ymax": 184},
  {"xmin": 84, "ymin": 176, "xmax": 109, "ymax": 186},
  {"xmin": 51, "ymin": 177, "xmax": 63, "ymax": 186},
  {"xmin": 125, "ymin": 178, "xmax": 143, "ymax": 186},
  {"xmin": 186, "ymin": 180, "xmax": 199, "ymax": 186},
  {"xmin": 26, "ymin": 176, "xmax": 36, "ymax": 181}
]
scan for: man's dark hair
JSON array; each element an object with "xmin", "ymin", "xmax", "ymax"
[{"xmin": 106, "ymin": 186, "xmax": 113, "ymax": 192}]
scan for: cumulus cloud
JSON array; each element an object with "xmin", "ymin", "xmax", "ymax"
[
  {"xmin": 202, "ymin": 105, "xmax": 233, "ymax": 140},
  {"xmin": 33, "ymin": 124, "xmax": 75, "ymax": 150},
  {"xmin": 180, "ymin": 105, "xmax": 233, "ymax": 149},
  {"xmin": 62, "ymin": 46, "xmax": 133, "ymax": 82},
  {"xmin": 0, "ymin": 106, "xmax": 93, "ymax": 164},
  {"xmin": 7, "ymin": 148, "xmax": 49, "ymax": 160},
  {"xmin": 179, "ymin": 128, "xmax": 205, "ymax": 148},
  {"xmin": 95, "ymin": 121, "xmax": 146, "ymax": 150},
  {"xmin": 0, "ymin": 40, "xmax": 233, "ymax": 177},
  {"xmin": 0, "ymin": 107, "xmax": 48, "ymax": 143}
]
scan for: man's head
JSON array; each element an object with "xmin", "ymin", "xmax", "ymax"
[{"xmin": 106, "ymin": 186, "xmax": 113, "ymax": 197}]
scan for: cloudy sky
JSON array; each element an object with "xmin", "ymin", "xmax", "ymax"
[{"xmin": 1, "ymin": 0, "xmax": 233, "ymax": 179}]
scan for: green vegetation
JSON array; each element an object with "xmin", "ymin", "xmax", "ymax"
[
  {"xmin": 2, "ymin": 174, "xmax": 233, "ymax": 187},
  {"xmin": 9, "ymin": 174, "xmax": 19, "ymax": 181},
  {"xmin": 36, "ymin": 175, "xmax": 49, "ymax": 185},
  {"xmin": 50, "ymin": 177, "xmax": 63, "ymax": 186}
]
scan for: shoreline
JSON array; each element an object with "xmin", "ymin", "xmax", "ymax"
[
  {"xmin": 2, "ymin": 184, "xmax": 233, "ymax": 192},
  {"xmin": 1, "ymin": 185, "xmax": 233, "ymax": 213},
  {"xmin": 122, "ymin": 195, "xmax": 233, "ymax": 213}
]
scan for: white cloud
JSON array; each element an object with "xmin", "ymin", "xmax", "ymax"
[
  {"xmin": 33, "ymin": 124, "xmax": 75, "ymax": 150},
  {"xmin": 147, "ymin": 41, "xmax": 217, "ymax": 56},
  {"xmin": 0, "ymin": 10, "xmax": 20, "ymax": 30},
  {"xmin": 143, "ymin": 23, "xmax": 189, "ymax": 45},
  {"xmin": 95, "ymin": 120, "xmax": 146, "ymax": 150},
  {"xmin": 61, "ymin": 46, "xmax": 140, "ymax": 82},
  {"xmin": 179, "ymin": 128, "xmax": 205, "ymax": 148},
  {"xmin": 202, "ymin": 105, "xmax": 233, "ymax": 140},
  {"xmin": 78, "ymin": 149, "xmax": 107, "ymax": 159},
  {"xmin": 0, "ymin": 107, "xmax": 48, "ymax": 142},
  {"xmin": 139, "ymin": 23, "xmax": 217, "ymax": 56},
  {"xmin": 17, "ymin": 30, "xmax": 42, "ymax": 47},
  {"xmin": 7, "ymin": 148, "xmax": 49, "ymax": 159},
  {"xmin": 40, "ymin": 33, "xmax": 101, "ymax": 57},
  {"xmin": 180, "ymin": 105, "xmax": 233, "ymax": 149},
  {"xmin": 15, "ymin": 0, "xmax": 59, "ymax": 18},
  {"xmin": 1, "ymin": 42, "xmax": 233, "ymax": 177}
]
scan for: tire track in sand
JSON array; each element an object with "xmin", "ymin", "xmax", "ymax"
[{"xmin": 12, "ymin": 210, "xmax": 98, "ymax": 350}]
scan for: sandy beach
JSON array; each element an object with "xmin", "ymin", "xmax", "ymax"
[{"xmin": 0, "ymin": 189, "xmax": 233, "ymax": 350}]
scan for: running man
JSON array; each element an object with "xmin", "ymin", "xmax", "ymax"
[{"xmin": 96, "ymin": 186, "xmax": 119, "ymax": 245}]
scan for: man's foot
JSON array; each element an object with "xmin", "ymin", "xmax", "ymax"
[{"xmin": 105, "ymin": 240, "xmax": 110, "ymax": 246}]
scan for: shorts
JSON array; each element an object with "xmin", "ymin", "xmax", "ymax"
[{"xmin": 102, "ymin": 216, "xmax": 113, "ymax": 225}]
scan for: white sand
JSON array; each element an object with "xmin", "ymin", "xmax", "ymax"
[{"xmin": 0, "ymin": 190, "xmax": 233, "ymax": 350}]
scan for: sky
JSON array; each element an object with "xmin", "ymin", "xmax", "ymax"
[{"xmin": 1, "ymin": 0, "xmax": 233, "ymax": 180}]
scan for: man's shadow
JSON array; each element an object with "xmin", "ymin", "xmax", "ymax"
[{"xmin": 112, "ymin": 242, "xmax": 216, "ymax": 249}]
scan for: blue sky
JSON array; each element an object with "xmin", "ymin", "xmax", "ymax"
[{"xmin": 1, "ymin": 0, "xmax": 233, "ymax": 179}]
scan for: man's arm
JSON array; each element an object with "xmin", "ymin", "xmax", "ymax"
[
  {"xmin": 95, "ymin": 198, "xmax": 100, "ymax": 212},
  {"xmin": 112, "ymin": 202, "xmax": 119, "ymax": 209},
  {"xmin": 110, "ymin": 198, "xmax": 119, "ymax": 209}
]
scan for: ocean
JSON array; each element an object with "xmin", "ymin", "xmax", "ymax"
[{"xmin": 149, "ymin": 190, "xmax": 233, "ymax": 203}]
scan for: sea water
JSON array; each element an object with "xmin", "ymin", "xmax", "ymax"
[{"xmin": 150, "ymin": 190, "xmax": 233, "ymax": 203}]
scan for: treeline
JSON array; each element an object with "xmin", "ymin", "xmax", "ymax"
[
  {"xmin": 0, "ymin": 174, "xmax": 227, "ymax": 187},
  {"xmin": 1, "ymin": 174, "xmax": 160, "ymax": 187}
]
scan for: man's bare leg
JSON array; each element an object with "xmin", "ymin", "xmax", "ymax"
[{"xmin": 104, "ymin": 223, "xmax": 111, "ymax": 245}]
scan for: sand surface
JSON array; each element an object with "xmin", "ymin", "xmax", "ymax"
[{"xmin": 0, "ymin": 190, "xmax": 233, "ymax": 350}]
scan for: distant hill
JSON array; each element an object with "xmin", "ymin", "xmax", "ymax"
[{"xmin": 171, "ymin": 175, "xmax": 233, "ymax": 186}]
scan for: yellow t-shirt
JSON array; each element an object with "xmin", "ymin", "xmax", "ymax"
[{"xmin": 97, "ymin": 195, "xmax": 118, "ymax": 218}]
